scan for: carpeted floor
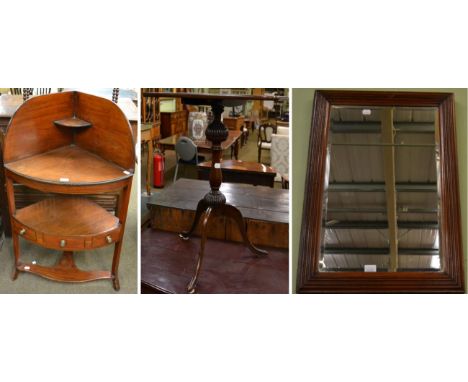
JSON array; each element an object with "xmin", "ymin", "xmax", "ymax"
[
  {"xmin": 141, "ymin": 228, "xmax": 288, "ymax": 294},
  {"xmin": 0, "ymin": 167, "xmax": 139, "ymax": 294}
]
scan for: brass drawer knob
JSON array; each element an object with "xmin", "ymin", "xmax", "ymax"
[
  {"xmin": 60, "ymin": 239, "xmax": 66, "ymax": 248},
  {"xmin": 19, "ymin": 228, "xmax": 26, "ymax": 236},
  {"xmin": 106, "ymin": 235, "xmax": 112, "ymax": 244}
]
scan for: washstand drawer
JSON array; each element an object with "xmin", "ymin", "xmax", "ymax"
[
  {"xmin": 12, "ymin": 219, "xmax": 37, "ymax": 242},
  {"xmin": 41, "ymin": 235, "xmax": 86, "ymax": 251},
  {"xmin": 92, "ymin": 227, "xmax": 121, "ymax": 248}
]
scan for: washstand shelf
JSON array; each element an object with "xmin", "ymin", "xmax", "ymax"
[{"xmin": 3, "ymin": 91, "xmax": 135, "ymax": 290}]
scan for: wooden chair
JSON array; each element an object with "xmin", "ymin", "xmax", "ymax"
[
  {"xmin": 10, "ymin": 88, "xmax": 32, "ymax": 101},
  {"xmin": 32, "ymin": 88, "xmax": 52, "ymax": 96},
  {"xmin": 257, "ymin": 122, "xmax": 277, "ymax": 163},
  {"xmin": 112, "ymin": 88, "xmax": 119, "ymax": 103}
]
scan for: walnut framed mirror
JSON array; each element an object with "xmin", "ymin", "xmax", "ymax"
[{"xmin": 297, "ymin": 90, "xmax": 464, "ymax": 293}]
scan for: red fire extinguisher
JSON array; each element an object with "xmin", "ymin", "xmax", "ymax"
[{"xmin": 153, "ymin": 149, "xmax": 165, "ymax": 188}]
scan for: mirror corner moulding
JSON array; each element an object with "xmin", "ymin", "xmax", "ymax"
[{"xmin": 297, "ymin": 89, "xmax": 465, "ymax": 293}]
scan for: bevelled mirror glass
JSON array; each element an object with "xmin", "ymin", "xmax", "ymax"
[
  {"xmin": 298, "ymin": 90, "xmax": 464, "ymax": 293},
  {"xmin": 321, "ymin": 106, "xmax": 440, "ymax": 273}
]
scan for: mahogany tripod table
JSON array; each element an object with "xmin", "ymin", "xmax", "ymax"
[{"xmin": 143, "ymin": 91, "xmax": 287, "ymax": 293}]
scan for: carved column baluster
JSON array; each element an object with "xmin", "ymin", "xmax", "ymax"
[{"xmin": 203, "ymin": 101, "xmax": 228, "ymax": 206}]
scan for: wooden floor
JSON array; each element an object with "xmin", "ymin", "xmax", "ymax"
[{"xmin": 141, "ymin": 228, "xmax": 289, "ymax": 294}]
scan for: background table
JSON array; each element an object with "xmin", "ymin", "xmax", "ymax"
[{"xmin": 197, "ymin": 159, "xmax": 276, "ymax": 187}]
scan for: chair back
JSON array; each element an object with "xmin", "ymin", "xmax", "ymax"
[
  {"xmin": 175, "ymin": 137, "xmax": 197, "ymax": 162},
  {"xmin": 112, "ymin": 88, "xmax": 120, "ymax": 103},
  {"xmin": 259, "ymin": 123, "xmax": 277, "ymax": 144},
  {"xmin": 33, "ymin": 88, "xmax": 52, "ymax": 95},
  {"xmin": 10, "ymin": 88, "xmax": 22, "ymax": 95},
  {"xmin": 10, "ymin": 88, "xmax": 32, "ymax": 101},
  {"xmin": 271, "ymin": 134, "xmax": 289, "ymax": 182},
  {"xmin": 12, "ymin": 88, "xmax": 52, "ymax": 99}
]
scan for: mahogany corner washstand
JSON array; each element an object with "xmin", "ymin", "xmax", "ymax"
[
  {"xmin": 143, "ymin": 91, "xmax": 287, "ymax": 293},
  {"xmin": 3, "ymin": 92, "xmax": 135, "ymax": 290}
]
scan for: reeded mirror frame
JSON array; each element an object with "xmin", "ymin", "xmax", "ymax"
[{"xmin": 297, "ymin": 90, "xmax": 464, "ymax": 293}]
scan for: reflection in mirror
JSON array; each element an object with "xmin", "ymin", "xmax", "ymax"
[{"xmin": 320, "ymin": 106, "xmax": 440, "ymax": 273}]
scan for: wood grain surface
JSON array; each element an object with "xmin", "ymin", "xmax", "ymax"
[
  {"xmin": 297, "ymin": 90, "xmax": 464, "ymax": 293},
  {"xmin": 6, "ymin": 144, "xmax": 132, "ymax": 185}
]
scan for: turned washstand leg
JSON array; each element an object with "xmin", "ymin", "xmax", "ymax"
[
  {"xmin": 179, "ymin": 199, "xmax": 207, "ymax": 240},
  {"xmin": 111, "ymin": 183, "xmax": 132, "ymax": 291},
  {"xmin": 111, "ymin": 240, "xmax": 123, "ymax": 291},
  {"xmin": 222, "ymin": 204, "xmax": 268, "ymax": 257},
  {"xmin": 187, "ymin": 207, "xmax": 213, "ymax": 294},
  {"xmin": 11, "ymin": 233, "xmax": 19, "ymax": 280}
]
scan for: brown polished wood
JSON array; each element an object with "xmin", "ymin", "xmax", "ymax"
[
  {"xmin": 0, "ymin": 93, "xmax": 136, "ymax": 238},
  {"xmin": 74, "ymin": 92, "xmax": 135, "ymax": 170},
  {"xmin": 6, "ymin": 145, "xmax": 132, "ymax": 186},
  {"xmin": 13, "ymin": 197, "xmax": 121, "ymax": 251},
  {"xmin": 197, "ymin": 159, "xmax": 276, "ymax": 187},
  {"xmin": 142, "ymin": 91, "xmax": 287, "ymax": 102},
  {"xmin": 3, "ymin": 91, "xmax": 134, "ymax": 290},
  {"xmin": 4, "ymin": 92, "xmax": 75, "ymax": 163},
  {"xmin": 160, "ymin": 110, "xmax": 188, "ymax": 138},
  {"xmin": 258, "ymin": 122, "xmax": 277, "ymax": 163},
  {"xmin": 223, "ymin": 116, "xmax": 245, "ymax": 131},
  {"xmin": 54, "ymin": 117, "xmax": 92, "ymax": 128},
  {"xmin": 297, "ymin": 90, "xmax": 464, "ymax": 293}
]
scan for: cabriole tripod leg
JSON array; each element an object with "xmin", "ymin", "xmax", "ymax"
[
  {"xmin": 223, "ymin": 204, "xmax": 268, "ymax": 257},
  {"xmin": 187, "ymin": 206, "xmax": 212, "ymax": 293},
  {"xmin": 180, "ymin": 199, "xmax": 207, "ymax": 240}
]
